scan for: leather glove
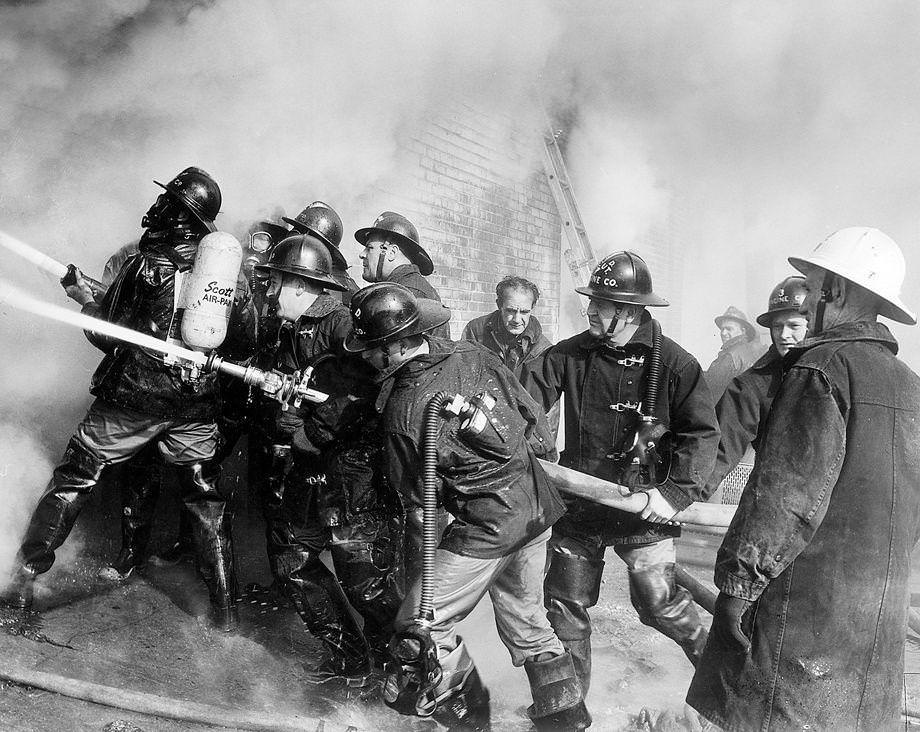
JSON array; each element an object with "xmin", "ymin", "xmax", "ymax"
[{"xmin": 713, "ymin": 591, "xmax": 753, "ymax": 654}]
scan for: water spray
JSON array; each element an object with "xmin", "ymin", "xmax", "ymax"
[
  {"xmin": 0, "ymin": 230, "xmax": 104, "ymax": 297},
  {"xmin": 0, "ymin": 280, "xmax": 327, "ymax": 408}
]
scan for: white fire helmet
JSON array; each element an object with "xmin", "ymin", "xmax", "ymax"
[{"xmin": 788, "ymin": 227, "xmax": 916, "ymax": 325}]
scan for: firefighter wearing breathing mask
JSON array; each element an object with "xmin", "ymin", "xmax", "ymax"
[
  {"xmin": 251, "ymin": 234, "xmax": 404, "ymax": 687},
  {"xmin": 521, "ymin": 250, "xmax": 720, "ymax": 694},
  {"xmin": 4, "ymin": 167, "xmax": 257, "ymax": 632}
]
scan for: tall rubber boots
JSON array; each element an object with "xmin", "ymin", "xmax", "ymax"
[
  {"xmin": 7, "ymin": 439, "xmax": 107, "ymax": 609},
  {"xmin": 176, "ymin": 461, "xmax": 239, "ymax": 631},
  {"xmin": 276, "ymin": 546, "xmax": 371, "ymax": 683},
  {"xmin": 525, "ymin": 651, "xmax": 591, "ymax": 731},
  {"xmin": 629, "ymin": 563, "xmax": 708, "ymax": 666},
  {"xmin": 100, "ymin": 447, "xmax": 162, "ymax": 581},
  {"xmin": 544, "ymin": 547, "xmax": 605, "ymax": 693},
  {"xmin": 429, "ymin": 640, "xmax": 492, "ymax": 732}
]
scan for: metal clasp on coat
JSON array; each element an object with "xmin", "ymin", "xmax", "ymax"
[
  {"xmin": 305, "ymin": 474, "xmax": 327, "ymax": 486},
  {"xmin": 616, "ymin": 355, "xmax": 645, "ymax": 367},
  {"xmin": 609, "ymin": 401, "xmax": 641, "ymax": 412}
]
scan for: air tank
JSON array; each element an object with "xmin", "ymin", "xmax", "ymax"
[{"xmin": 177, "ymin": 231, "xmax": 242, "ymax": 351}]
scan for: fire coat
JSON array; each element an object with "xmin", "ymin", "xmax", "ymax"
[
  {"xmin": 84, "ymin": 232, "xmax": 256, "ymax": 421},
  {"xmin": 688, "ymin": 321, "xmax": 920, "ymax": 731},
  {"xmin": 520, "ymin": 312, "xmax": 719, "ymax": 544},
  {"xmin": 704, "ymin": 333, "xmax": 768, "ymax": 401},
  {"xmin": 258, "ymin": 293, "xmax": 387, "ymax": 526},
  {"xmin": 704, "ymin": 345, "xmax": 784, "ymax": 498},
  {"xmin": 379, "ymin": 337, "xmax": 564, "ymax": 559},
  {"xmin": 385, "ymin": 263, "xmax": 450, "ymax": 339}
]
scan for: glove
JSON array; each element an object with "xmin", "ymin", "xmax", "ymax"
[{"xmin": 712, "ymin": 592, "xmax": 753, "ymax": 654}]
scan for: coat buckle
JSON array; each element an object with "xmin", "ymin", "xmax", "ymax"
[
  {"xmin": 616, "ymin": 355, "xmax": 645, "ymax": 367},
  {"xmin": 609, "ymin": 401, "xmax": 641, "ymax": 412}
]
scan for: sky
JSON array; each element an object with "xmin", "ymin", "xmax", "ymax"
[{"xmin": 1, "ymin": 0, "xmax": 920, "ymax": 571}]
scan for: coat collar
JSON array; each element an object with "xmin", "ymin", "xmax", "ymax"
[
  {"xmin": 720, "ymin": 332, "xmax": 754, "ymax": 353},
  {"xmin": 788, "ymin": 320, "xmax": 899, "ymax": 356},
  {"xmin": 486, "ymin": 310, "xmax": 543, "ymax": 348},
  {"xmin": 578, "ymin": 310, "xmax": 656, "ymax": 352},
  {"xmin": 389, "ymin": 263, "xmax": 423, "ymax": 281},
  {"xmin": 751, "ymin": 345, "xmax": 783, "ymax": 371}
]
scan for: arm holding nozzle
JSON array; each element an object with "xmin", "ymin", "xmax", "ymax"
[{"xmin": 60, "ymin": 264, "xmax": 106, "ymax": 306}]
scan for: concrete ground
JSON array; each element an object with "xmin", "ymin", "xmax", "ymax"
[{"xmin": 1, "ymin": 459, "xmax": 919, "ymax": 731}]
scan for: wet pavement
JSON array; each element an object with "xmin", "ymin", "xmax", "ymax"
[{"xmin": 1, "ymin": 464, "xmax": 919, "ymax": 730}]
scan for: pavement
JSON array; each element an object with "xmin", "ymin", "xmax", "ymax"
[{"xmin": 2, "ymin": 459, "xmax": 918, "ymax": 731}]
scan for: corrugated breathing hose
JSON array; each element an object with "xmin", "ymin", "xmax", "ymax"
[{"xmin": 419, "ymin": 392, "xmax": 450, "ymax": 622}]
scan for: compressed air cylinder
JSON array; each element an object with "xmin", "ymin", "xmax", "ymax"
[{"xmin": 178, "ymin": 231, "xmax": 242, "ymax": 351}]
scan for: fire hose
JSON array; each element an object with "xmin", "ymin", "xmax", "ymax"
[{"xmin": 0, "ymin": 230, "xmax": 105, "ymax": 297}]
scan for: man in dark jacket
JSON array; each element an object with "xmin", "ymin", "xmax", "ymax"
[
  {"xmin": 5, "ymin": 167, "xmax": 256, "ymax": 630},
  {"xmin": 521, "ymin": 251, "xmax": 720, "ymax": 693},
  {"xmin": 461, "ymin": 275, "xmax": 552, "ymax": 379},
  {"xmin": 704, "ymin": 306, "xmax": 767, "ymax": 400},
  {"xmin": 345, "ymin": 283, "xmax": 589, "ymax": 731},
  {"xmin": 688, "ymin": 227, "xmax": 920, "ymax": 731},
  {"xmin": 251, "ymin": 234, "xmax": 403, "ymax": 686},
  {"xmin": 354, "ymin": 211, "xmax": 450, "ymax": 338},
  {"xmin": 705, "ymin": 276, "xmax": 808, "ymax": 500}
]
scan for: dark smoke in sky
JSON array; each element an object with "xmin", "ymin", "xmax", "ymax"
[{"xmin": 2, "ymin": 0, "xmax": 920, "ymax": 570}]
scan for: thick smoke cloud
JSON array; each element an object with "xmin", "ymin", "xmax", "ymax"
[{"xmin": 2, "ymin": 0, "xmax": 919, "ymax": 573}]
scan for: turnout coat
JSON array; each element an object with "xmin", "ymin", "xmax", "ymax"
[
  {"xmin": 521, "ymin": 313, "xmax": 719, "ymax": 544},
  {"xmin": 704, "ymin": 346, "xmax": 784, "ymax": 498},
  {"xmin": 688, "ymin": 321, "xmax": 920, "ymax": 731}
]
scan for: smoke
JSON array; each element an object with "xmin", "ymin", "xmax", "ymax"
[{"xmin": 546, "ymin": 1, "xmax": 920, "ymax": 364}]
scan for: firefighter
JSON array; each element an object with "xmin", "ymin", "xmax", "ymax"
[
  {"xmin": 521, "ymin": 250, "xmax": 720, "ymax": 693},
  {"xmin": 688, "ymin": 227, "xmax": 920, "ymax": 730},
  {"xmin": 283, "ymin": 201, "xmax": 358, "ymax": 302},
  {"xmin": 704, "ymin": 306, "xmax": 767, "ymax": 400},
  {"xmin": 4, "ymin": 167, "xmax": 257, "ymax": 631},
  {"xmin": 97, "ymin": 221, "xmax": 285, "ymax": 578},
  {"xmin": 354, "ymin": 211, "xmax": 450, "ymax": 338},
  {"xmin": 346, "ymin": 283, "xmax": 590, "ymax": 731},
  {"xmin": 704, "ymin": 276, "xmax": 808, "ymax": 497},
  {"xmin": 252, "ymin": 234, "xmax": 403, "ymax": 685}
]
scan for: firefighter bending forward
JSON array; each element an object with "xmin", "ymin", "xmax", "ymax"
[
  {"xmin": 521, "ymin": 251, "xmax": 719, "ymax": 693},
  {"xmin": 345, "ymin": 283, "xmax": 590, "ymax": 731},
  {"xmin": 253, "ymin": 235, "xmax": 403, "ymax": 684}
]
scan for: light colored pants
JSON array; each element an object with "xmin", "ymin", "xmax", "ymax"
[
  {"xmin": 396, "ymin": 528, "xmax": 564, "ymax": 666},
  {"xmin": 75, "ymin": 398, "xmax": 218, "ymax": 466}
]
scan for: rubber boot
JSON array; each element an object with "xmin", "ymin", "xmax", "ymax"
[
  {"xmin": 100, "ymin": 450, "xmax": 161, "ymax": 581},
  {"xmin": 177, "ymin": 461, "xmax": 239, "ymax": 632},
  {"xmin": 281, "ymin": 551, "xmax": 372, "ymax": 685},
  {"xmin": 18, "ymin": 438, "xmax": 106, "ymax": 585},
  {"xmin": 430, "ymin": 640, "xmax": 491, "ymax": 732},
  {"xmin": 544, "ymin": 547, "xmax": 604, "ymax": 694},
  {"xmin": 525, "ymin": 651, "xmax": 591, "ymax": 731},
  {"xmin": 330, "ymin": 521, "xmax": 404, "ymax": 660},
  {"xmin": 149, "ymin": 509, "xmax": 196, "ymax": 566},
  {"xmin": 629, "ymin": 563, "xmax": 707, "ymax": 667},
  {"xmin": 1, "ymin": 568, "xmax": 36, "ymax": 611}
]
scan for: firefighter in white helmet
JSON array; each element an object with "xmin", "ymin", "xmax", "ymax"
[{"xmin": 689, "ymin": 227, "xmax": 920, "ymax": 730}]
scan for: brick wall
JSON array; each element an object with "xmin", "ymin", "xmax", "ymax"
[{"xmin": 370, "ymin": 102, "xmax": 563, "ymax": 341}]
